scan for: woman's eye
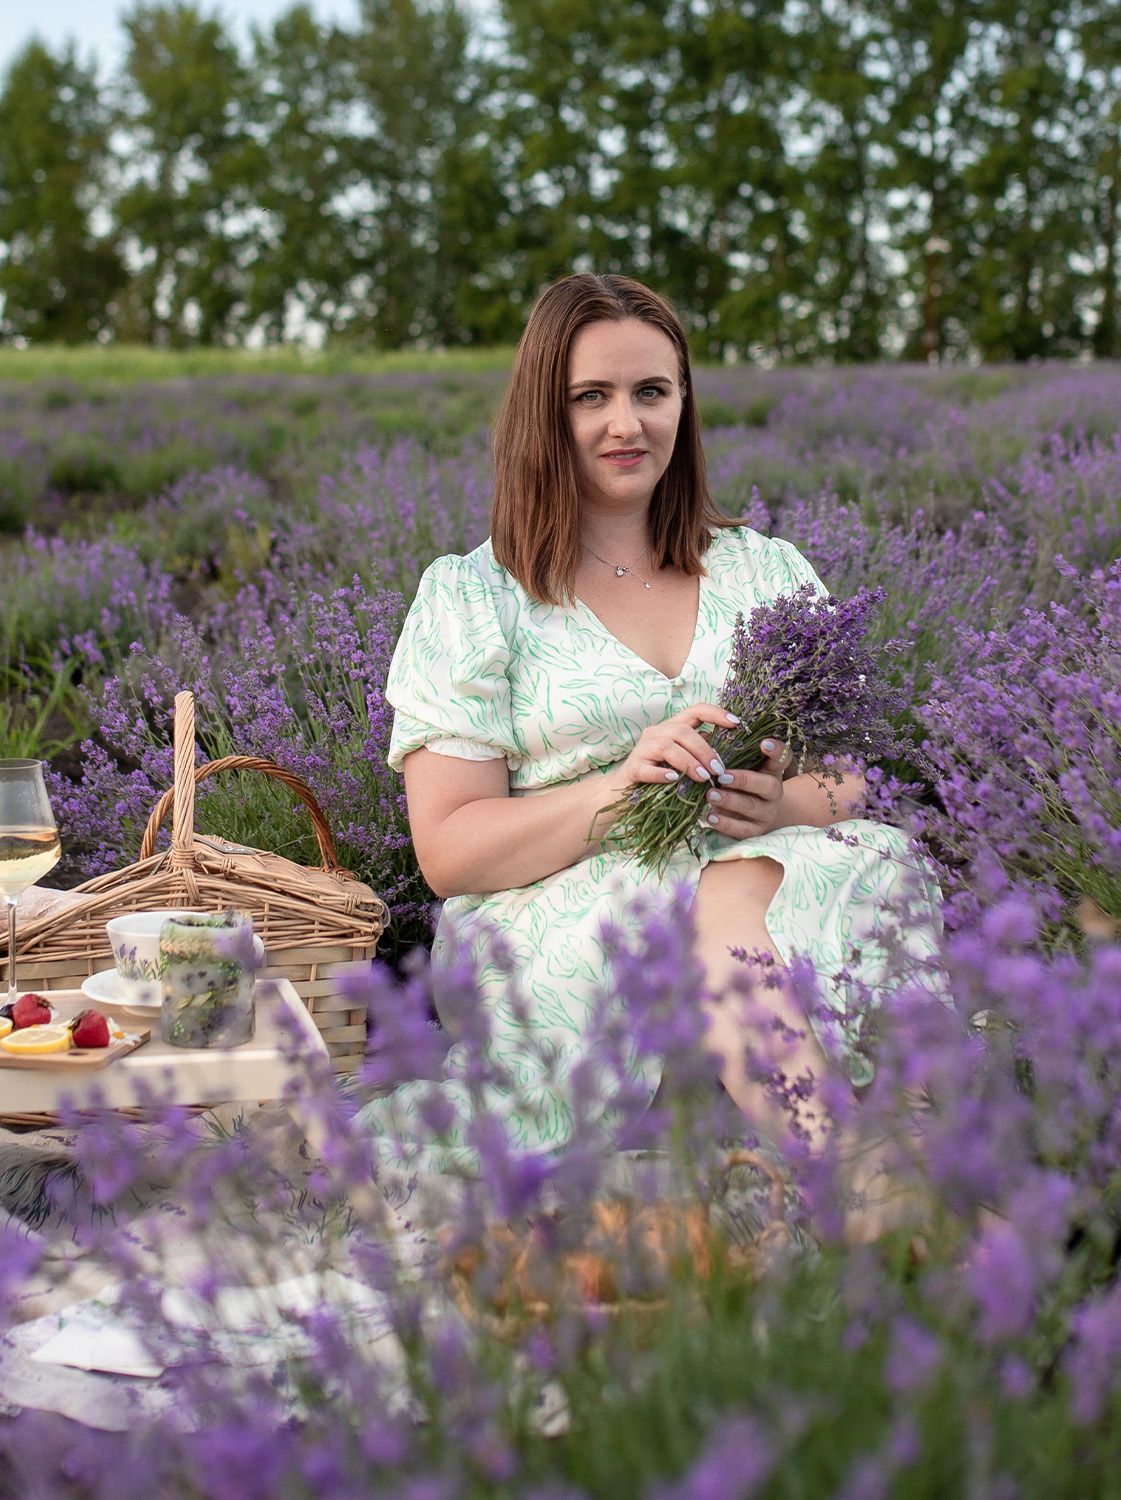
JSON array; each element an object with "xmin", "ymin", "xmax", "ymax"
[{"xmin": 574, "ymin": 387, "xmax": 666, "ymax": 404}]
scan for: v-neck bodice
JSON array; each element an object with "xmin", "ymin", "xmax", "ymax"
[
  {"xmin": 386, "ymin": 525, "xmax": 828, "ymax": 791},
  {"xmin": 571, "ymin": 572, "xmax": 705, "ymax": 682}
]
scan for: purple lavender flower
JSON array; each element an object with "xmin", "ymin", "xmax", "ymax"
[
  {"xmin": 652, "ymin": 1414, "xmax": 775, "ymax": 1500},
  {"xmin": 884, "ymin": 1315, "xmax": 943, "ymax": 1395},
  {"xmin": 1064, "ymin": 1281, "xmax": 1121, "ymax": 1425},
  {"xmin": 607, "ymin": 585, "xmax": 912, "ymax": 871}
]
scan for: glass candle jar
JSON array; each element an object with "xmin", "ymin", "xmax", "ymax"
[{"xmin": 159, "ymin": 911, "xmax": 258, "ymax": 1049}]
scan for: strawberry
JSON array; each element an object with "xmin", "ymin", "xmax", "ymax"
[
  {"xmin": 69, "ymin": 1008, "xmax": 111, "ymax": 1049},
  {"xmin": 12, "ymin": 993, "xmax": 52, "ymax": 1030}
]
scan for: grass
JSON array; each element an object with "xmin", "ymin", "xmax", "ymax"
[{"xmin": 0, "ymin": 343, "xmax": 519, "ymax": 385}]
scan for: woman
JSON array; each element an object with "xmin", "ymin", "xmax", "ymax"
[{"xmin": 363, "ymin": 274, "xmax": 941, "ymax": 1225}]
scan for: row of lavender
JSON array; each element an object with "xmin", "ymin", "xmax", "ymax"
[
  {"xmin": 1, "ymin": 362, "xmax": 1120, "ymax": 1493},
  {"xmin": 4, "ymin": 364, "xmax": 1118, "ymax": 956}
]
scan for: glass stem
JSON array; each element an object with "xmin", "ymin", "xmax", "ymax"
[{"xmin": 4, "ymin": 895, "xmax": 16, "ymax": 1005}]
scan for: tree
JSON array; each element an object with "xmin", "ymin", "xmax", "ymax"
[
  {"xmin": 853, "ymin": 0, "xmax": 992, "ymax": 363},
  {"xmin": 0, "ymin": 40, "xmax": 125, "ymax": 342},
  {"xmin": 340, "ymin": 0, "xmax": 495, "ymax": 347},
  {"xmin": 1078, "ymin": 0, "xmax": 1121, "ymax": 358},
  {"xmin": 787, "ymin": 3, "xmax": 897, "ymax": 362},
  {"xmin": 493, "ymin": 0, "xmax": 802, "ymax": 357},
  {"xmin": 963, "ymin": 0, "xmax": 1091, "ymax": 361},
  {"xmin": 663, "ymin": 0, "xmax": 805, "ymax": 359},
  {"xmin": 242, "ymin": 5, "xmax": 357, "ymax": 342},
  {"xmin": 493, "ymin": 0, "xmax": 673, "ymax": 303},
  {"xmin": 114, "ymin": 1, "xmax": 255, "ymax": 344}
]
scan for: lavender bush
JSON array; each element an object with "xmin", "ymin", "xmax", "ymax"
[
  {"xmin": 44, "ymin": 565, "xmax": 431, "ymax": 957},
  {"xmin": 901, "ymin": 562, "xmax": 1121, "ymax": 940},
  {"xmin": 2, "ymin": 894, "xmax": 1120, "ymax": 1497},
  {"xmin": 1, "ymin": 362, "xmax": 1113, "ymax": 951}
]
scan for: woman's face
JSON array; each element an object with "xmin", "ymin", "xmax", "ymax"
[{"xmin": 566, "ymin": 317, "xmax": 684, "ymax": 514}]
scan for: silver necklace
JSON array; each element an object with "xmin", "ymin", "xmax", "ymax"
[{"xmin": 583, "ymin": 544, "xmax": 653, "ymax": 589}]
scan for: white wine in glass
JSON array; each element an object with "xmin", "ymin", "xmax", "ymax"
[{"xmin": 0, "ymin": 760, "xmax": 61, "ymax": 1005}]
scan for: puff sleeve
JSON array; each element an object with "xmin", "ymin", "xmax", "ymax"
[
  {"xmin": 768, "ymin": 535, "xmax": 830, "ymax": 599},
  {"xmin": 386, "ymin": 555, "xmax": 519, "ymax": 772}
]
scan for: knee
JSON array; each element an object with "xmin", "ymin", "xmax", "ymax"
[{"xmin": 697, "ymin": 855, "xmax": 783, "ymax": 911}]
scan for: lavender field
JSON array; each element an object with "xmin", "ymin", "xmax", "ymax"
[{"xmin": 2, "ymin": 362, "xmax": 1120, "ymax": 1496}]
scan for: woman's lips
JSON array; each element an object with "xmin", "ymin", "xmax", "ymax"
[{"xmin": 600, "ymin": 450, "xmax": 646, "ymax": 468}]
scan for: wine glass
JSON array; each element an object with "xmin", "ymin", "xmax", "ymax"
[{"xmin": 0, "ymin": 760, "xmax": 61, "ymax": 1005}]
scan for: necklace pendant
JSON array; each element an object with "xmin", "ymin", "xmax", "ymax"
[
  {"xmin": 615, "ymin": 565, "xmax": 626, "ymax": 577},
  {"xmin": 643, "ymin": 581, "xmax": 652, "ymax": 589}
]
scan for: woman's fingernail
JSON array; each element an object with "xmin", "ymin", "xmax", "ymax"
[
  {"xmin": 717, "ymin": 773, "xmax": 734, "ymax": 786},
  {"xmin": 710, "ymin": 757, "xmax": 725, "ymax": 775},
  {"xmin": 761, "ymin": 739, "xmax": 777, "ymax": 754},
  {"xmin": 664, "ymin": 769, "xmax": 681, "ymax": 782},
  {"xmin": 725, "ymin": 712, "xmax": 740, "ymax": 724},
  {"xmin": 706, "ymin": 813, "xmax": 720, "ymax": 826},
  {"xmin": 695, "ymin": 765, "xmax": 712, "ymax": 780},
  {"xmin": 707, "ymin": 789, "xmax": 722, "ymax": 803}
]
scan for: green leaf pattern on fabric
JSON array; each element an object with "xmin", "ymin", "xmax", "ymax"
[{"xmin": 360, "ymin": 528, "xmax": 942, "ymax": 1166}]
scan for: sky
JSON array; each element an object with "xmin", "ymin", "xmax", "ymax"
[{"xmin": 0, "ymin": 0, "xmax": 359, "ymax": 76}]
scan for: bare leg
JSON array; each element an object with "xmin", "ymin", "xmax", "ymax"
[
  {"xmin": 693, "ymin": 857, "xmax": 831, "ymax": 1151},
  {"xmin": 693, "ymin": 856, "xmax": 927, "ymax": 1245}
]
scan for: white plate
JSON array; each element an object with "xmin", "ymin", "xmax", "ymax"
[
  {"xmin": 82, "ymin": 938, "xmax": 266, "ymax": 1012},
  {"xmin": 81, "ymin": 969, "xmax": 160, "ymax": 1009}
]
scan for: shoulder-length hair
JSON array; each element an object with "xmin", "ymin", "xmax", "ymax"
[{"xmin": 491, "ymin": 273, "xmax": 735, "ymax": 605}]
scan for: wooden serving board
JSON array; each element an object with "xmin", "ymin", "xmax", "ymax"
[{"xmin": 0, "ymin": 1002, "xmax": 150, "ymax": 1072}]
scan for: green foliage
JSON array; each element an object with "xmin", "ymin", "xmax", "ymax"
[
  {"xmin": 694, "ymin": 397, "xmax": 742, "ymax": 428},
  {"xmin": 47, "ymin": 436, "xmax": 124, "ymax": 494},
  {"xmin": 0, "ymin": 453, "xmax": 43, "ymax": 531},
  {"xmin": 0, "ymin": 657, "xmax": 84, "ymax": 759},
  {"xmin": 0, "ymin": 41, "xmax": 125, "ymax": 342},
  {"xmin": 109, "ymin": 468, "xmax": 276, "ymax": 582},
  {"xmin": 506, "ymin": 1263, "xmax": 1121, "ymax": 1499},
  {"xmin": 191, "ymin": 763, "xmax": 325, "ymax": 871},
  {"xmin": 2, "ymin": 1, "xmax": 1118, "ymax": 359},
  {"xmin": 117, "ymin": 438, "xmax": 211, "ymax": 500}
]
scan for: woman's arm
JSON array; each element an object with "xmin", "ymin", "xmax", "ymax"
[
  {"xmin": 404, "ymin": 701, "xmax": 740, "ymax": 898},
  {"xmin": 772, "ymin": 768, "xmax": 866, "ymax": 829},
  {"xmin": 702, "ymin": 754, "xmax": 866, "ymax": 840},
  {"xmin": 403, "ymin": 748, "xmax": 632, "ymax": 898},
  {"xmin": 404, "ymin": 717, "xmax": 861, "ymax": 899}
]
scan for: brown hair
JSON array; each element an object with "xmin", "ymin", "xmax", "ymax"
[{"xmin": 491, "ymin": 273, "xmax": 734, "ymax": 604}]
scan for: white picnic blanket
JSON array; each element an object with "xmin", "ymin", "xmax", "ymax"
[{"xmin": 0, "ymin": 1104, "xmax": 429, "ymax": 1429}]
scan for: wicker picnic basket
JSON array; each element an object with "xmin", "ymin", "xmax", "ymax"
[
  {"xmin": 444, "ymin": 1151, "xmax": 794, "ymax": 1341},
  {"xmin": 4, "ymin": 692, "xmax": 387, "ymax": 1076}
]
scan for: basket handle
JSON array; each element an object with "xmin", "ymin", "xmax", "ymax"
[{"xmin": 138, "ymin": 692, "xmax": 342, "ymax": 871}]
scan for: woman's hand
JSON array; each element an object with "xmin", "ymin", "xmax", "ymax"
[
  {"xmin": 612, "ymin": 702, "xmax": 742, "ymax": 790},
  {"xmin": 699, "ymin": 738, "xmax": 790, "ymax": 840}
]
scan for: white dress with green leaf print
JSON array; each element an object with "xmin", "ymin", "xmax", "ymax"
[{"xmin": 359, "ymin": 525, "xmax": 942, "ymax": 1166}]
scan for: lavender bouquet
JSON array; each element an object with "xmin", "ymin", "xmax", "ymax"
[{"xmin": 606, "ymin": 584, "xmax": 913, "ymax": 872}]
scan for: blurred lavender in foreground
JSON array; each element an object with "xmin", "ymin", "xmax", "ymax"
[{"xmin": 2, "ymin": 891, "xmax": 1121, "ymax": 1496}]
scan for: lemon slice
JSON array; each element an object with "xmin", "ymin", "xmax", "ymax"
[
  {"xmin": 0, "ymin": 1017, "xmax": 11, "ymax": 1039},
  {"xmin": 0, "ymin": 1023, "xmax": 73, "ymax": 1056}
]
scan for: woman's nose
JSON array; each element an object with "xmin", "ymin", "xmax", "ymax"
[{"xmin": 606, "ymin": 397, "xmax": 642, "ymax": 438}]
